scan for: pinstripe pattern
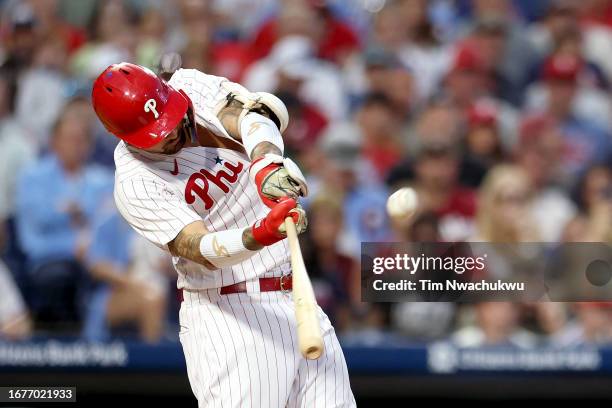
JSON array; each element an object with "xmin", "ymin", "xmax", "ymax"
[
  {"xmin": 168, "ymin": 68, "xmax": 235, "ymax": 141},
  {"xmin": 180, "ymin": 288, "xmax": 356, "ymax": 408},
  {"xmin": 115, "ymin": 69, "xmax": 354, "ymax": 406},
  {"xmin": 114, "ymin": 141, "xmax": 290, "ymax": 290}
]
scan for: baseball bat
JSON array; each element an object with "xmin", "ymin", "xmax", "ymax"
[{"xmin": 284, "ymin": 217, "xmax": 324, "ymax": 360}]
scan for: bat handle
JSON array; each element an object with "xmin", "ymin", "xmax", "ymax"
[
  {"xmin": 284, "ymin": 216, "xmax": 298, "ymax": 239},
  {"xmin": 284, "ymin": 217, "xmax": 325, "ymax": 360}
]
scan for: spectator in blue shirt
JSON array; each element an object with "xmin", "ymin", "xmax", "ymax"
[
  {"xmin": 315, "ymin": 122, "xmax": 392, "ymax": 256},
  {"xmin": 15, "ymin": 100, "xmax": 112, "ymax": 325},
  {"xmin": 83, "ymin": 206, "xmax": 169, "ymax": 343}
]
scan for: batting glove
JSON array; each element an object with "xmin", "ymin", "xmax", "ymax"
[
  {"xmin": 250, "ymin": 154, "xmax": 308, "ymax": 209},
  {"xmin": 252, "ymin": 198, "xmax": 307, "ymax": 246}
]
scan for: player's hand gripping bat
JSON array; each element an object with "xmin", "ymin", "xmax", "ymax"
[{"xmin": 284, "ymin": 217, "xmax": 324, "ymax": 360}]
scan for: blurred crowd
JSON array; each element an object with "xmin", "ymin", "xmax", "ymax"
[{"xmin": 0, "ymin": 0, "xmax": 611, "ymax": 348}]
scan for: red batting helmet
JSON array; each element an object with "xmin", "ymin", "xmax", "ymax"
[{"xmin": 92, "ymin": 62, "xmax": 190, "ymax": 149}]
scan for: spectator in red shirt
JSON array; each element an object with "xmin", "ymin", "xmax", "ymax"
[
  {"xmin": 250, "ymin": 0, "xmax": 360, "ymax": 64},
  {"xmin": 413, "ymin": 140, "xmax": 477, "ymax": 241},
  {"xmin": 357, "ymin": 93, "xmax": 405, "ymax": 181}
]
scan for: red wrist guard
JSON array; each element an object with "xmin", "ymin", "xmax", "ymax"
[{"xmin": 251, "ymin": 198, "xmax": 299, "ymax": 246}]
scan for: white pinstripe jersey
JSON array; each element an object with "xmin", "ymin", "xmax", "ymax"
[
  {"xmin": 167, "ymin": 68, "xmax": 248, "ymax": 141},
  {"xmin": 113, "ymin": 69, "xmax": 291, "ymax": 290}
]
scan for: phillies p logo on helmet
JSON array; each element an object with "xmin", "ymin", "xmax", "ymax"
[
  {"xmin": 144, "ymin": 99, "xmax": 159, "ymax": 119},
  {"xmin": 91, "ymin": 62, "xmax": 191, "ymax": 149}
]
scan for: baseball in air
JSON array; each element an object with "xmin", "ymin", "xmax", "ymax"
[{"xmin": 386, "ymin": 187, "xmax": 418, "ymax": 219}]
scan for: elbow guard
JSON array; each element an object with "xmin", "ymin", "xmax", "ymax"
[{"xmin": 220, "ymin": 82, "xmax": 289, "ymax": 133}]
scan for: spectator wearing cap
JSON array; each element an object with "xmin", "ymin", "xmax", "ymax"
[
  {"xmin": 528, "ymin": 2, "xmax": 611, "ymax": 89},
  {"xmin": 526, "ymin": 2, "xmax": 610, "ymax": 95},
  {"xmin": 459, "ymin": 98, "xmax": 506, "ymax": 187},
  {"xmin": 516, "ymin": 115, "xmax": 576, "ymax": 242},
  {"xmin": 442, "ymin": 44, "xmax": 519, "ymax": 148},
  {"xmin": 528, "ymin": 53, "xmax": 612, "ymax": 187},
  {"xmin": 538, "ymin": 53, "xmax": 581, "ymax": 113},
  {"xmin": 550, "ymin": 27, "xmax": 610, "ymax": 91},
  {"xmin": 443, "ymin": 45, "xmax": 490, "ymax": 109},
  {"xmin": 525, "ymin": 35, "xmax": 612, "ymax": 132}
]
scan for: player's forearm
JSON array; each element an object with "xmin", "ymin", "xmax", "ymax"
[
  {"xmin": 242, "ymin": 228, "xmax": 264, "ymax": 251},
  {"xmin": 250, "ymin": 142, "xmax": 282, "ymax": 160},
  {"xmin": 217, "ymin": 100, "xmax": 243, "ymax": 140},
  {"xmin": 168, "ymin": 227, "xmax": 262, "ymax": 270},
  {"xmin": 168, "ymin": 200, "xmax": 304, "ymax": 269}
]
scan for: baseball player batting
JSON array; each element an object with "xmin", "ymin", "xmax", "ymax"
[{"xmin": 91, "ymin": 62, "xmax": 356, "ymax": 407}]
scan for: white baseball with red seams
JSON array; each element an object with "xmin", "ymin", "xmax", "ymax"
[
  {"xmin": 387, "ymin": 187, "xmax": 419, "ymax": 219},
  {"xmin": 113, "ymin": 68, "xmax": 355, "ymax": 407}
]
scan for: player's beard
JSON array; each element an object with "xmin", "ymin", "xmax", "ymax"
[{"xmin": 162, "ymin": 127, "xmax": 188, "ymax": 154}]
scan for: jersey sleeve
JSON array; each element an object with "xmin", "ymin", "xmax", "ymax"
[
  {"xmin": 114, "ymin": 177, "xmax": 201, "ymax": 248},
  {"xmin": 168, "ymin": 68, "xmax": 236, "ymax": 140}
]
